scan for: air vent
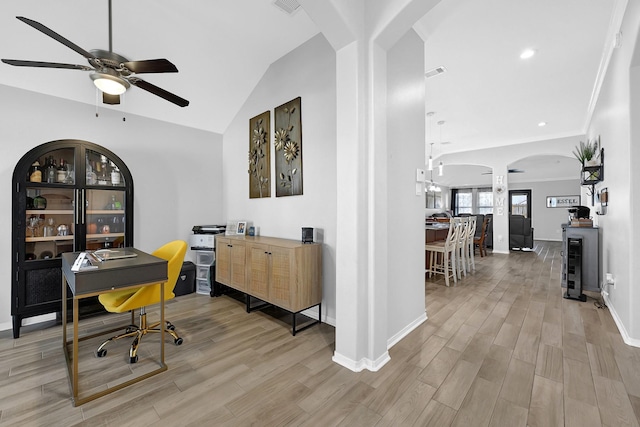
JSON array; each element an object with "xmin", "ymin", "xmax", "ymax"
[
  {"xmin": 273, "ymin": 0, "xmax": 301, "ymax": 15},
  {"xmin": 425, "ymin": 66, "xmax": 447, "ymax": 78}
]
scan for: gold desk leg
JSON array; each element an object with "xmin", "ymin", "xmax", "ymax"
[
  {"xmin": 62, "ymin": 276, "xmax": 67, "ymax": 354},
  {"xmin": 62, "ymin": 275, "xmax": 168, "ymax": 406},
  {"xmin": 161, "ymin": 283, "xmax": 165, "ymax": 365},
  {"xmin": 73, "ymin": 296, "xmax": 79, "ymax": 403}
]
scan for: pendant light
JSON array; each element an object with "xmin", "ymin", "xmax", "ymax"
[
  {"xmin": 428, "ymin": 142, "xmax": 434, "ymax": 171},
  {"xmin": 427, "ymin": 112, "xmax": 435, "ymax": 170},
  {"xmin": 437, "ymin": 120, "xmax": 445, "ymax": 177}
]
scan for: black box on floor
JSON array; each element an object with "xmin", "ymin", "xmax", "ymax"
[{"xmin": 175, "ymin": 261, "xmax": 195, "ymax": 296}]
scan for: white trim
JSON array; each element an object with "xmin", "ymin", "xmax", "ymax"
[
  {"xmin": 332, "ymin": 350, "xmax": 391, "ymax": 372},
  {"xmin": 584, "ymin": 0, "xmax": 629, "ymax": 130},
  {"xmin": 387, "ymin": 311, "xmax": 427, "ymax": 349},
  {"xmin": 603, "ymin": 292, "xmax": 640, "ymax": 347},
  {"xmin": 300, "ymin": 307, "xmax": 336, "ymax": 327},
  {"xmin": 492, "ymin": 250, "xmax": 510, "ymax": 255},
  {"xmin": 0, "ymin": 313, "xmax": 58, "ymax": 332}
]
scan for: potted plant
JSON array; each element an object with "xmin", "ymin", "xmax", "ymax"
[{"xmin": 572, "ymin": 138, "xmax": 599, "ymax": 166}]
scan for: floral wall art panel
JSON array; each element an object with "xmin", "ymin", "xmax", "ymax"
[
  {"xmin": 248, "ymin": 110, "xmax": 271, "ymax": 198},
  {"xmin": 274, "ymin": 97, "xmax": 303, "ymax": 197}
]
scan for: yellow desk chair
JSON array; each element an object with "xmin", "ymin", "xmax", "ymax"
[{"xmin": 96, "ymin": 240, "xmax": 188, "ymax": 363}]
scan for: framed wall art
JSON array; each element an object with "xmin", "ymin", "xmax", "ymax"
[
  {"xmin": 546, "ymin": 195, "xmax": 580, "ymax": 208},
  {"xmin": 248, "ymin": 111, "xmax": 271, "ymax": 198},
  {"xmin": 274, "ymin": 97, "xmax": 303, "ymax": 197}
]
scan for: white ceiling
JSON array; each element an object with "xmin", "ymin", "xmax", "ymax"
[
  {"xmin": 0, "ymin": 0, "xmax": 319, "ymax": 134},
  {"xmin": 0, "ymin": 0, "xmax": 618, "ymax": 173},
  {"xmin": 414, "ymin": 0, "xmax": 617, "ymax": 156},
  {"xmin": 434, "ymin": 155, "xmax": 579, "ymax": 188}
]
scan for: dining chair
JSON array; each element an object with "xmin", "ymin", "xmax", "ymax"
[{"xmin": 474, "ymin": 216, "xmax": 491, "ymax": 257}]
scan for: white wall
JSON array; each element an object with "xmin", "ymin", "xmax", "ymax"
[
  {"xmin": 221, "ymin": 34, "xmax": 338, "ymax": 324},
  {"xmin": 586, "ymin": 0, "xmax": 640, "ymax": 343},
  {"xmin": 0, "ymin": 84, "xmax": 222, "ymax": 332},
  {"xmin": 510, "ymin": 179, "xmax": 580, "ymax": 241},
  {"xmin": 386, "ymin": 29, "xmax": 427, "ymax": 344}
]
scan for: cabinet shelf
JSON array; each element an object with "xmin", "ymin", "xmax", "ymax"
[
  {"xmin": 86, "ymin": 233, "xmax": 125, "ymax": 239},
  {"xmin": 26, "ymin": 235, "xmax": 74, "ymax": 243},
  {"xmin": 87, "ymin": 210, "xmax": 125, "ymax": 215},
  {"xmin": 26, "ymin": 209, "xmax": 74, "ymax": 215}
]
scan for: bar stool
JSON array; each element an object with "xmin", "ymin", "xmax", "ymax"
[
  {"xmin": 453, "ymin": 217, "xmax": 469, "ymax": 279},
  {"xmin": 466, "ymin": 216, "xmax": 477, "ymax": 272},
  {"xmin": 425, "ymin": 221, "xmax": 458, "ymax": 287}
]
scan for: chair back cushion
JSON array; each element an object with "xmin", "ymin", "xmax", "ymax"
[{"xmin": 99, "ymin": 240, "xmax": 188, "ymax": 313}]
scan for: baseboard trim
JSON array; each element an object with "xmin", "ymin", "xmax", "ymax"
[
  {"xmin": 332, "ymin": 350, "xmax": 391, "ymax": 372},
  {"xmin": 603, "ymin": 292, "xmax": 640, "ymax": 347},
  {"xmin": 300, "ymin": 307, "xmax": 336, "ymax": 327},
  {"xmin": 387, "ymin": 311, "xmax": 428, "ymax": 349}
]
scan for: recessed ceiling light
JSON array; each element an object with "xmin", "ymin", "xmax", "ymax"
[
  {"xmin": 520, "ymin": 49, "xmax": 536, "ymax": 59},
  {"xmin": 538, "ymin": 121, "xmax": 547, "ymax": 127}
]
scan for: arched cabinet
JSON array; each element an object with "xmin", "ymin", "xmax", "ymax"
[{"xmin": 12, "ymin": 140, "xmax": 134, "ymax": 338}]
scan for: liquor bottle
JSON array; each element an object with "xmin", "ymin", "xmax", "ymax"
[
  {"xmin": 29, "ymin": 161, "xmax": 42, "ymax": 182},
  {"xmin": 33, "ymin": 190, "xmax": 47, "ymax": 209},
  {"xmin": 57, "ymin": 159, "xmax": 67, "ymax": 183},
  {"xmin": 98, "ymin": 155, "xmax": 110, "ymax": 185},
  {"xmin": 86, "ymin": 159, "xmax": 97, "ymax": 185},
  {"xmin": 45, "ymin": 156, "xmax": 57, "ymax": 183},
  {"xmin": 110, "ymin": 162, "xmax": 121, "ymax": 186}
]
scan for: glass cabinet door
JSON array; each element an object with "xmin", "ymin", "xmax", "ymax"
[
  {"xmin": 85, "ymin": 188, "xmax": 127, "ymax": 250},
  {"xmin": 24, "ymin": 186, "xmax": 76, "ymax": 261},
  {"xmin": 85, "ymin": 148, "xmax": 126, "ymax": 188}
]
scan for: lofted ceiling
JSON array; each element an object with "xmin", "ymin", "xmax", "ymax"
[
  {"xmin": 0, "ymin": 0, "xmax": 619, "ymax": 168},
  {"xmin": 0, "ymin": 0, "xmax": 320, "ymax": 134}
]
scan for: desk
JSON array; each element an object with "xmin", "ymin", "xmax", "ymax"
[{"xmin": 61, "ymin": 248, "xmax": 167, "ymax": 406}]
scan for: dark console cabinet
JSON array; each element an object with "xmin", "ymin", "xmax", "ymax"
[{"xmin": 561, "ymin": 225, "xmax": 601, "ymax": 292}]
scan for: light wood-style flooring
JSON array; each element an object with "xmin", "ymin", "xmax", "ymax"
[{"xmin": 1, "ymin": 241, "xmax": 640, "ymax": 426}]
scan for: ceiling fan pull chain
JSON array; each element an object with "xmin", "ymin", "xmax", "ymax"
[
  {"xmin": 108, "ymin": 0, "xmax": 113, "ymax": 53},
  {"xmin": 95, "ymin": 88, "xmax": 100, "ymax": 117}
]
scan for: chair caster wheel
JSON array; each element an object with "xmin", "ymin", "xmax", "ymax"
[
  {"xmin": 167, "ymin": 324, "xmax": 175, "ymax": 331},
  {"xmin": 96, "ymin": 349, "xmax": 107, "ymax": 358},
  {"xmin": 126, "ymin": 326, "xmax": 137, "ymax": 334},
  {"xmin": 174, "ymin": 337, "xmax": 183, "ymax": 346},
  {"xmin": 129, "ymin": 355, "xmax": 138, "ymax": 364}
]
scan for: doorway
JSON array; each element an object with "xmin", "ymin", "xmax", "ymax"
[
  {"xmin": 508, "ymin": 189, "xmax": 533, "ymax": 250},
  {"xmin": 509, "ymin": 189, "xmax": 531, "ymax": 217}
]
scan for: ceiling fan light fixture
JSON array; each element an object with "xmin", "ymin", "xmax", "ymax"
[{"xmin": 91, "ymin": 69, "xmax": 129, "ymax": 95}]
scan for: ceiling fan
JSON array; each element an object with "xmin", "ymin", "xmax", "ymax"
[{"xmin": 1, "ymin": 1, "xmax": 189, "ymax": 107}]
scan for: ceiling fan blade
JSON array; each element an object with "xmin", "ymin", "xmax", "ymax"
[
  {"xmin": 122, "ymin": 59, "xmax": 178, "ymax": 74},
  {"xmin": 2, "ymin": 59, "xmax": 92, "ymax": 70},
  {"xmin": 128, "ymin": 78, "xmax": 189, "ymax": 107},
  {"xmin": 16, "ymin": 16, "xmax": 96, "ymax": 60},
  {"xmin": 103, "ymin": 93, "xmax": 120, "ymax": 105}
]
